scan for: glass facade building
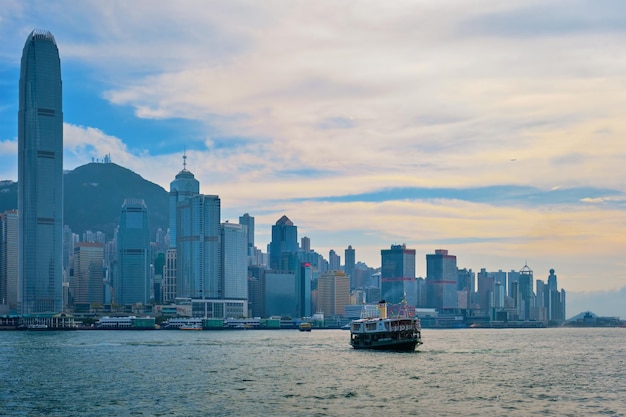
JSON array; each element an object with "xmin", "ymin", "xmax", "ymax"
[
  {"xmin": 71, "ymin": 242, "xmax": 104, "ymax": 306},
  {"xmin": 221, "ymin": 222, "xmax": 247, "ymax": 300},
  {"xmin": 425, "ymin": 249, "xmax": 458, "ymax": 309},
  {"xmin": 269, "ymin": 216, "xmax": 298, "ymax": 270},
  {"xmin": 18, "ymin": 30, "xmax": 64, "ymax": 314},
  {"xmin": 168, "ymin": 159, "xmax": 200, "ymax": 249},
  {"xmin": 116, "ymin": 199, "xmax": 150, "ymax": 306},
  {"xmin": 176, "ymin": 194, "xmax": 221, "ymax": 299}
]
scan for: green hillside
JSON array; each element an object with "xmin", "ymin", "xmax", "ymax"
[{"xmin": 0, "ymin": 163, "xmax": 169, "ymax": 240}]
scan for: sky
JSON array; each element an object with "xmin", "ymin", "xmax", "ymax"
[{"xmin": 1, "ymin": 1, "xmax": 625, "ymax": 317}]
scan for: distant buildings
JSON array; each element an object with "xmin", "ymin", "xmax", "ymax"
[{"xmin": 18, "ymin": 30, "xmax": 64, "ymax": 314}]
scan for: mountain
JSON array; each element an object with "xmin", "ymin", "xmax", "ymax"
[{"xmin": 0, "ymin": 162, "xmax": 169, "ymax": 240}]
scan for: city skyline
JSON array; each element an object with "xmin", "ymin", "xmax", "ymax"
[{"xmin": 1, "ymin": 2, "xmax": 625, "ymax": 317}]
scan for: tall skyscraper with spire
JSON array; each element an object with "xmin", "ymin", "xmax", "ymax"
[
  {"xmin": 169, "ymin": 152, "xmax": 199, "ymax": 249},
  {"xmin": 18, "ymin": 30, "xmax": 63, "ymax": 314}
]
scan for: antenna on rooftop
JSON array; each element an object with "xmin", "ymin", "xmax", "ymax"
[{"xmin": 183, "ymin": 147, "xmax": 187, "ymax": 171}]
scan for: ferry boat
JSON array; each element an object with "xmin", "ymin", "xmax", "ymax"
[
  {"xmin": 298, "ymin": 322, "xmax": 312, "ymax": 332},
  {"xmin": 350, "ymin": 300, "xmax": 422, "ymax": 351},
  {"xmin": 179, "ymin": 324, "xmax": 203, "ymax": 331}
]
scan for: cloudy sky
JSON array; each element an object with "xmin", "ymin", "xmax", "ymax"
[{"xmin": 1, "ymin": 1, "xmax": 625, "ymax": 317}]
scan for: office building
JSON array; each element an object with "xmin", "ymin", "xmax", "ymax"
[
  {"xmin": 238, "ymin": 213, "xmax": 255, "ymax": 256},
  {"xmin": 176, "ymin": 194, "xmax": 221, "ymax": 299},
  {"xmin": 381, "ymin": 244, "xmax": 417, "ymax": 305},
  {"xmin": 71, "ymin": 242, "xmax": 104, "ymax": 306},
  {"xmin": 264, "ymin": 270, "xmax": 297, "ymax": 317},
  {"xmin": 168, "ymin": 154, "xmax": 199, "ymax": 249},
  {"xmin": 317, "ymin": 271, "xmax": 350, "ymax": 318},
  {"xmin": 425, "ymin": 249, "xmax": 458, "ymax": 309},
  {"xmin": 221, "ymin": 222, "xmax": 248, "ymax": 301},
  {"xmin": 518, "ymin": 264, "xmax": 534, "ymax": 320},
  {"xmin": 161, "ymin": 249, "xmax": 177, "ymax": 303},
  {"xmin": 116, "ymin": 199, "xmax": 151, "ymax": 306},
  {"xmin": 0, "ymin": 210, "xmax": 18, "ymax": 313},
  {"xmin": 269, "ymin": 216, "xmax": 298, "ymax": 270},
  {"xmin": 344, "ymin": 245, "xmax": 355, "ymax": 289},
  {"xmin": 329, "ymin": 249, "xmax": 341, "ymax": 271},
  {"xmin": 18, "ymin": 30, "xmax": 64, "ymax": 314}
]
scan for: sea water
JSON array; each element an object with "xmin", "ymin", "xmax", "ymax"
[{"xmin": 0, "ymin": 328, "xmax": 624, "ymax": 416}]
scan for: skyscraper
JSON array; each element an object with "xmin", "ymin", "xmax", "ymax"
[
  {"xmin": 269, "ymin": 215, "xmax": 298, "ymax": 270},
  {"xmin": 0, "ymin": 210, "xmax": 18, "ymax": 314},
  {"xmin": 18, "ymin": 30, "xmax": 63, "ymax": 314},
  {"xmin": 425, "ymin": 249, "xmax": 458, "ymax": 309},
  {"xmin": 381, "ymin": 244, "xmax": 417, "ymax": 305},
  {"xmin": 238, "ymin": 213, "xmax": 255, "ymax": 256},
  {"xmin": 116, "ymin": 199, "xmax": 151, "ymax": 306},
  {"xmin": 317, "ymin": 271, "xmax": 350, "ymax": 318},
  {"xmin": 168, "ymin": 153, "xmax": 199, "ymax": 249},
  {"xmin": 176, "ymin": 194, "xmax": 221, "ymax": 299},
  {"xmin": 344, "ymin": 245, "xmax": 355, "ymax": 289},
  {"xmin": 71, "ymin": 242, "xmax": 104, "ymax": 307},
  {"xmin": 518, "ymin": 263, "xmax": 534, "ymax": 320},
  {"xmin": 328, "ymin": 249, "xmax": 341, "ymax": 271},
  {"xmin": 221, "ymin": 222, "xmax": 247, "ymax": 300}
]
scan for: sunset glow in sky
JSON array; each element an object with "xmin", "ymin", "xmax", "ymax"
[{"xmin": 1, "ymin": 1, "xmax": 625, "ymax": 316}]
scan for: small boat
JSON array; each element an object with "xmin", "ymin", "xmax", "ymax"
[
  {"xmin": 179, "ymin": 324, "xmax": 203, "ymax": 331},
  {"xmin": 26, "ymin": 324, "xmax": 49, "ymax": 331},
  {"xmin": 298, "ymin": 322, "xmax": 312, "ymax": 332},
  {"xmin": 350, "ymin": 300, "xmax": 422, "ymax": 351}
]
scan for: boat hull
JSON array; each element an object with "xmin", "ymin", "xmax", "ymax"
[{"xmin": 351, "ymin": 338, "xmax": 420, "ymax": 351}]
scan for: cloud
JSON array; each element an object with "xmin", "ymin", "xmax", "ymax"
[{"xmin": 3, "ymin": 2, "xmax": 626, "ymax": 315}]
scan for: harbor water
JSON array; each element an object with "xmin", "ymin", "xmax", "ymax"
[{"xmin": 1, "ymin": 327, "xmax": 624, "ymax": 416}]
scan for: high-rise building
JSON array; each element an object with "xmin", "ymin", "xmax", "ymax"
[
  {"xmin": 238, "ymin": 213, "xmax": 255, "ymax": 256},
  {"xmin": 425, "ymin": 249, "xmax": 458, "ymax": 309},
  {"xmin": 507, "ymin": 270, "xmax": 520, "ymax": 298},
  {"xmin": 116, "ymin": 199, "xmax": 151, "ymax": 306},
  {"xmin": 176, "ymin": 194, "xmax": 221, "ymax": 299},
  {"xmin": 0, "ymin": 210, "xmax": 19, "ymax": 314},
  {"xmin": 168, "ymin": 153, "xmax": 199, "ymax": 249},
  {"xmin": 381, "ymin": 244, "xmax": 417, "ymax": 305},
  {"xmin": 329, "ymin": 249, "xmax": 341, "ymax": 271},
  {"xmin": 317, "ymin": 271, "xmax": 350, "ymax": 318},
  {"xmin": 518, "ymin": 263, "xmax": 534, "ymax": 320},
  {"xmin": 221, "ymin": 222, "xmax": 247, "ymax": 301},
  {"xmin": 18, "ymin": 30, "xmax": 64, "ymax": 314},
  {"xmin": 71, "ymin": 242, "xmax": 104, "ymax": 306},
  {"xmin": 477, "ymin": 268, "xmax": 495, "ymax": 311},
  {"xmin": 269, "ymin": 215, "xmax": 298, "ymax": 270},
  {"xmin": 161, "ymin": 249, "xmax": 177, "ymax": 303},
  {"xmin": 344, "ymin": 245, "xmax": 355, "ymax": 289},
  {"xmin": 264, "ymin": 270, "xmax": 297, "ymax": 317},
  {"xmin": 545, "ymin": 269, "xmax": 565, "ymax": 322},
  {"xmin": 300, "ymin": 236, "xmax": 311, "ymax": 252}
]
